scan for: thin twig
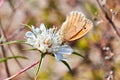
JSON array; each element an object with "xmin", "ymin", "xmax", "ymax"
[
  {"xmin": 0, "ymin": 18, "xmax": 33, "ymax": 79},
  {"xmin": 0, "ymin": 42, "xmax": 11, "ymax": 77},
  {"xmin": 0, "ymin": 20, "xmax": 11, "ymax": 77},
  {"xmin": 4, "ymin": 60, "xmax": 40, "ymax": 80},
  {"xmin": 5, "ymin": 0, "xmax": 24, "ymax": 32},
  {"xmin": 7, "ymin": 27, "xmax": 24, "ymax": 40},
  {"xmin": 96, "ymin": 0, "xmax": 120, "ymax": 38}
]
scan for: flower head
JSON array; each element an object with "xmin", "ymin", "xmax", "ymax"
[{"xmin": 25, "ymin": 23, "xmax": 73, "ymax": 61}]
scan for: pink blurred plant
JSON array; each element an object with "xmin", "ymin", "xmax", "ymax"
[{"xmin": 0, "ymin": 0, "xmax": 5, "ymax": 7}]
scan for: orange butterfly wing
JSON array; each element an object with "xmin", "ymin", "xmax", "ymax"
[
  {"xmin": 61, "ymin": 11, "xmax": 93, "ymax": 42},
  {"xmin": 69, "ymin": 19, "xmax": 93, "ymax": 41},
  {"xmin": 61, "ymin": 11, "xmax": 86, "ymax": 41}
]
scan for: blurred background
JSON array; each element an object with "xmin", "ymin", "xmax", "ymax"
[{"xmin": 0, "ymin": 0, "xmax": 120, "ymax": 80}]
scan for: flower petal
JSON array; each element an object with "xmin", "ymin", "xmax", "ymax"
[
  {"xmin": 25, "ymin": 31, "xmax": 34, "ymax": 38},
  {"xmin": 39, "ymin": 23, "xmax": 46, "ymax": 32},
  {"xmin": 26, "ymin": 38, "xmax": 36, "ymax": 45},
  {"xmin": 58, "ymin": 45, "xmax": 73, "ymax": 55},
  {"xmin": 31, "ymin": 26, "xmax": 40, "ymax": 35},
  {"xmin": 54, "ymin": 52, "xmax": 66, "ymax": 61}
]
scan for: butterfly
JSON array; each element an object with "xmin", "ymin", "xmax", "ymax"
[{"xmin": 60, "ymin": 11, "xmax": 93, "ymax": 42}]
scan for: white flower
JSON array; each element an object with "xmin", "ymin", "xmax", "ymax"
[{"xmin": 25, "ymin": 23, "xmax": 73, "ymax": 61}]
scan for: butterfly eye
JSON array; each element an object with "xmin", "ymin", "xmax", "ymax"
[
  {"xmin": 84, "ymin": 27, "xmax": 86, "ymax": 29},
  {"xmin": 82, "ymin": 27, "xmax": 87, "ymax": 32},
  {"xmin": 83, "ymin": 21, "xmax": 87, "ymax": 30}
]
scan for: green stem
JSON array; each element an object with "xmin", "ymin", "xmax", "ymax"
[
  {"xmin": 36, "ymin": 54, "xmax": 45, "ymax": 76},
  {"xmin": 73, "ymin": 52, "xmax": 86, "ymax": 59},
  {"xmin": 61, "ymin": 60, "xmax": 72, "ymax": 73}
]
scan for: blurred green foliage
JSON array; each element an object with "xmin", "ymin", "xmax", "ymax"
[
  {"xmin": 37, "ymin": 71, "xmax": 51, "ymax": 80},
  {"xmin": 77, "ymin": 38, "xmax": 90, "ymax": 51},
  {"xmin": 84, "ymin": 1, "xmax": 98, "ymax": 15}
]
